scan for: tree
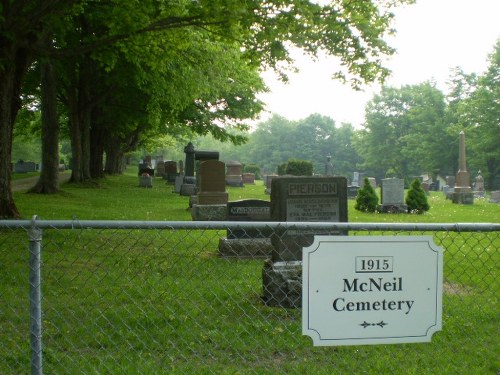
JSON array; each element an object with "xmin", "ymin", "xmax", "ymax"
[
  {"xmin": 355, "ymin": 177, "xmax": 379, "ymax": 212},
  {"xmin": 405, "ymin": 178, "xmax": 430, "ymax": 214},
  {"xmin": 1, "ymin": 0, "xmax": 411, "ymax": 218},
  {"xmin": 355, "ymin": 82, "xmax": 449, "ymax": 180},
  {"xmin": 451, "ymin": 40, "xmax": 500, "ymax": 189}
]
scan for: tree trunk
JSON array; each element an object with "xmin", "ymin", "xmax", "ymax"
[
  {"xmin": 104, "ymin": 135, "xmax": 124, "ymax": 175},
  {"xmin": 0, "ymin": 45, "xmax": 30, "ymax": 218},
  {"xmin": 90, "ymin": 124, "xmax": 105, "ymax": 178},
  {"xmin": 29, "ymin": 52, "xmax": 60, "ymax": 194}
]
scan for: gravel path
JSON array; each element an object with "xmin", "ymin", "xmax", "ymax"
[{"xmin": 11, "ymin": 172, "xmax": 71, "ymax": 192}]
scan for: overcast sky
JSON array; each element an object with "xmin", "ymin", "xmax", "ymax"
[{"xmin": 256, "ymin": 0, "xmax": 500, "ymax": 128}]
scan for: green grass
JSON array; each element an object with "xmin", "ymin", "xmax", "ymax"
[{"xmin": 2, "ymin": 168, "xmax": 499, "ymax": 374}]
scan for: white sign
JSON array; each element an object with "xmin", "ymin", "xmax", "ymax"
[{"xmin": 302, "ymin": 236, "xmax": 443, "ymax": 346}]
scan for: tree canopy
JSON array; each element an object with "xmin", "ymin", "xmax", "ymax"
[{"xmin": 2, "ymin": 0, "xmax": 411, "ymax": 217}]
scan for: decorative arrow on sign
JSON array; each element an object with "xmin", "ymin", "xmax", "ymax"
[{"xmin": 360, "ymin": 321, "xmax": 388, "ymax": 328}]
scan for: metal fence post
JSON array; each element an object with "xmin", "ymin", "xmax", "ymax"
[{"xmin": 28, "ymin": 216, "xmax": 43, "ymax": 375}]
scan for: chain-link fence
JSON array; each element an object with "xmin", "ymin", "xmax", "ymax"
[{"xmin": 1, "ymin": 219, "xmax": 499, "ymax": 374}]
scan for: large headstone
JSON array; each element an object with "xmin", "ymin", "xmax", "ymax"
[
  {"xmin": 196, "ymin": 160, "xmax": 228, "ymax": 205},
  {"xmin": 218, "ymin": 199, "xmax": 273, "ymax": 258},
  {"xmin": 262, "ymin": 176, "xmax": 348, "ymax": 308},
  {"xmin": 451, "ymin": 131, "xmax": 474, "ymax": 204},
  {"xmin": 379, "ymin": 178, "xmax": 407, "ymax": 213},
  {"xmin": 226, "ymin": 161, "xmax": 243, "ymax": 187}
]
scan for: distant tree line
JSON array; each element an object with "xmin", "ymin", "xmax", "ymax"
[{"xmin": 195, "ymin": 40, "xmax": 499, "ymax": 189}]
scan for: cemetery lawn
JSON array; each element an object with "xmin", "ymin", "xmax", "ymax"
[
  {"xmin": 12, "ymin": 167, "xmax": 500, "ymax": 222},
  {"xmin": 4, "ymin": 169, "xmax": 499, "ymax": 374}
]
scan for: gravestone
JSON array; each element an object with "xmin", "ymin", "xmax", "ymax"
[
  {"xmin": 324, "ymin": 154, "xmax": 334, "ymax": 176},
  {"xmin": 379, "ymin": 178, "xmax": 407, "ymax": 213},
  {"xmin": 195, "ymin": 150, "xmax": 220, "ymax": 193},
  {"xmin": 262, "ymin": 176, "xmax": 348, "ymax": 308},
  {"xmin": 347, "ymin": 185, "xmax": 360, "ymax": 199},
  {"xmin": 242, "ymin": 173, "xmax": 255, "ymax": 184},
  {"xmin": 451, "ymin": 131, "xmax": 474, "ymax": 204},
  {"xmin": 191, "ymin": 159, "xmax": 227, "ymax": 220},
  {"xmin": 473, "ymin": 170, "xmax": 485, "ymax": 198},
  {"xmin": 443, "ymin": 175, "xmax": 456, "ymax": 199},
  {"xmin": 174, "ymin": 160, "xmax": 184, "ymax": 193},
  {"xmin": 164, "ymin": 161, "xmax": 178, "ymax": 183},
  {"xmin": 368, "ymin": 177, "xmax": 377, "ymax": 188},
  {"xmin": 139, "ymin": 173, "xmax": 153, "ymax": 188},
  {"xmin": 351, "ymin": 172, "xmax": 361, "ymax": 187},
  {"xmin": 218, "ymin": 199, "xmax": 273, "ymax": 258},
  {"xmin": 264, "ymin": 174, "xmax": 278, "ymax": 195},
  {"xmin": 180, "ymin": 142, "xmax": 196, "ymax": 196},
  {"xmin": 155, "ymin": 161, "xmax": 165, "ymax": 178},
  {"xmin": 226, "ymin": 161, "xmax": 243, "ymax": 187},
  {"xmin": 14, "ymin": 160, "xmax": 37, "ymax": 173},
  {"xmin": 489, "ymin": 191, "xmax": 500, "ymax": 203}
]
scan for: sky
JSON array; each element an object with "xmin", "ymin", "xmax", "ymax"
[{"xmin": 256, "ymin": 0, "xmax": 500, "ymax": 128}]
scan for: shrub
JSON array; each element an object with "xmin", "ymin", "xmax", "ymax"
[
  {"xmin": 406, "ymin": 178, "xmax": 430, "ymax": 214},
  {"xmin": 285, "ymin": 159, "xmax": 313, "ymax": 176},
  {"xmin": 355, "ymin": 177, "xmax": 379, "ymax": 212},
  {"xmin": 277, "ymin": 163, "xmax": 288, "ymax": 176}
]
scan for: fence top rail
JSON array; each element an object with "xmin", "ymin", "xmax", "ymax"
[{"xmin": 1, "ymin": 218, "xmax": 499, "ymax": 232}]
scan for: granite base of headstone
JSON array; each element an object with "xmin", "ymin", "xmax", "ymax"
[
  {"xmin": 262, "ymin": 260, "xmax": 302, "ymax": 308},
  {"xmin": 264, "ymin": 174, "xmax": 277, "ymax": 195},
  {"xmin": 218, "ymin": 199, "xmax": 272, "ymax": 258},
  {"xmin": 262, "ymin": 176, "xmax": 348, "ymax": 308},
  {"xmin": 489, "ymin": 191, "xmax": 500, "ymax": 203},
  {"xmin": 191, "ymin": 204, "xmax": 227, "ymax": 221},
  {"xmin": 174, "ymin": 175, "xmax": 184, "ymax": 193},
  {"xmin": 139, "ymin": 175, "xmax": 153, "ymax": 188},
  {"xmin": 451, "ymin": 189, "xmax": 474, "ymax": 204},
  {"xmin": 180, "ymin": 176, "xmax": 196, "ymax": 196},
  {"xmin": 347, "ymin": 185, "xmax": 360, "ymax": 199},
  {"xmin": 378, "ymin": 178, "xmax": 407, "ymax": 213},
  {"xmin": 443, "ymin": 185, "xmax": 454, "ymax": 199}
]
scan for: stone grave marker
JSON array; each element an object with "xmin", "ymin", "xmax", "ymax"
[
  {"xmin": 191, "ymin": 160, "xmax": 228, "ymax": 220},
  {"xmin": 262, "ymin": 176, "xmax": 348, "ymax": 308},
  {"xmin": 180, "ymin": 142, "xmax": 196, "ymax": 196},
  {"xmin": 226, "ymin": 161, "xmax": 243, "ymax": 187},
  {"xmin": 473, "ymin": 170, "xmax": 485, "ymax": 198},
  {"xmin": 379, "ymin": 178, "xmax": 407, "ymax": 213},
  {"xmin": 164, "ymin": 160, "xmax": 178, "ymax": 183},
  {"xmin": 324, "ymin": 154, "xmax": 334, "ymax": 176},
  {"xmin": 155, "ymin": 161, "xmax": 165, "ymax": 178},
  {"xmin": 451, "ymin": 131, "xmax": 474, "ymax": 204},
  {"xmin": 174, "ymin": 160, "xmax": 184, "ymax": 193},
  {"xmin": 242, "ymin": 173, "xmax": 255, "ymax": 184},
  {"xmin": 218, "ymin": 199, "xmax": 273, "ymax": 258},
  {"xmin": 264, "ymin": 174, "xmax": 278, "ymax": 195},
  {"xmin": 489, "ymin": 191, "xmax": 500, "ymax": 203}
]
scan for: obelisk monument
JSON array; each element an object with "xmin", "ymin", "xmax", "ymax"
[{"xmin": 452, "ymin": 131, "xmax": 474, "ymax": 204}]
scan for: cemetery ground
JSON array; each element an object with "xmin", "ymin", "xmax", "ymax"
[{"xmin": 2, "ymin": 167, "xmax": 499, "ymax": 374}]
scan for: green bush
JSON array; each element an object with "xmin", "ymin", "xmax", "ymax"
[
  {"xmin": 277, "ymin": 163, "xmax": 287, "ymax": 176},
  {"xmin": 285, "ymin": 159, "xmax": 313, "ymax": 176},
  {"xmin": 355, "ymin": 177, "xmax": 379, "ymax": 212},
  {"xmin": 405, "ymin": 178, "xmax": 430, "ymax": 214}
]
